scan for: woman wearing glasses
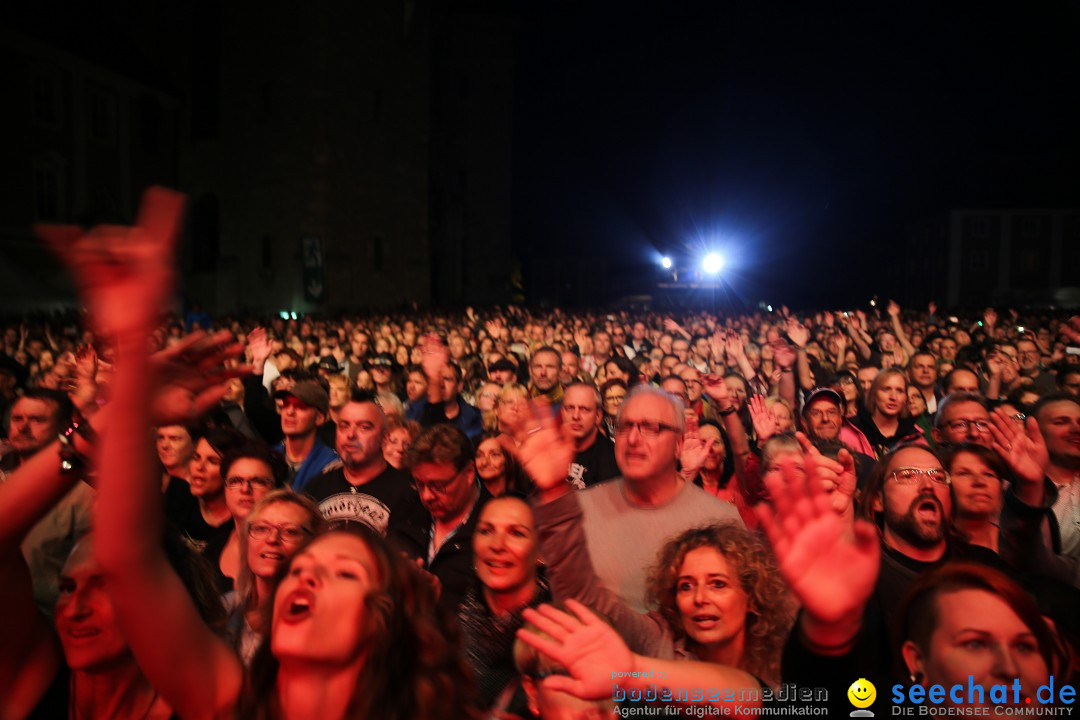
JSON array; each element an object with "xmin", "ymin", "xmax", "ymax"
[
  {"xmin": 217, "ymin": 442, "xmax": 284, "ymax": 589},
  {"xmin": 227, "ymin": 488, "xmax": 324, "ymax": 665}
]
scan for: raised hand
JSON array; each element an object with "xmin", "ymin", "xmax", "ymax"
[
  {"xmin": 771, "ymin": 342, "xmax": 796, "ymax": 370},
  {"xmin": 785, "ymin": 318, "xmax": 809, "ymax": 349},
  {"xmin": 701, "ymin": 373, "xmax": 734, "ymax": 412},
  {"xmin": 928, "ymin": 301, "xmax": 937, "ymax": 316},
  {"xmin": 247, "ymin": 327, "xmax": 272, "ymax": 369},
  {"xmin": 755, "ymin": 451, "xmax": 878, "ymax": 626},
  {"xmin": 988, "ymin": 409, "xmax": 1049, "ymax": 486},
  {"xmin": 149, "ymin": 330, "xmax": 248, "ymax": 425},
  {"xmin": 796, "ymin": 432, "xmax": 857, "ymax": 516},
  {"xmin": 512, "ymin": 400, "xmax": 575, "ymax": 500},
  {"xmin": 708, "ymin": 331, "xmax": 726, "ymax": 364},
  {"xmin": 517, "ymin": 600, "xmax": 634, "ymax": 701},
  {"xmin": 419, "ymin": 333, "xmax": 450, "ymax": 379},
  {"xmin": 1060, "ymin": 317, "xmax": 1080, "ymax": 346},
  {"xmin": 886, "ymin": 300, "xmax": 901, "ymax": 318},
  {"xmin": 823, "ymin": 311, "xmax": 835, "ymax": 328},
  {"xmin": 748, "ymin": 395, "xmax": 777, "ymax": 443},
  {"xmin": 679, "ymin": 413, "xmax": 713, "ymax": 479},
  {"xmin": 984, "ymin": 307, "xmax": 998, "ymax": 329},
  {"xmin": 35, "ymin": 186, "xmax": 185, "ymax": 339},
  {"xmin": 724, "ymin": 331, "xmax": 745, "ymax": 359}
]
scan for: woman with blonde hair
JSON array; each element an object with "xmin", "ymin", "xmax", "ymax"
[{"xmin": 227, "ymin": 489, "xmax": 325, "ymax": 665}]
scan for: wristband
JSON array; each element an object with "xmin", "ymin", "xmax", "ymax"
[{"xmin": 717, "ymin": 406, "xmax": 737, "ymax": 417}]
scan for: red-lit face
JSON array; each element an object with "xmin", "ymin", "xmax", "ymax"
[
  {"xmin": 949, "ymin": 451, "xmax": 1002, "ymax": 520},
  {"xmin": 904, "ymin": 590, "xmax": 1048, "ymax": 707},
  {"xmin": 272, "ymin": 533, "xmax": 379, "ymax": 665},
  {"xmin": 247, "ymin": 502, "xmax": 315, "ymax": 580},
  {"xmin": 224, "ymin": 458, "xmax": 275, "ymax": 520},
  {"xmin": 156, "ymin": 425, "xmax": 194, "ymax": 473},
  {"xmin": 189, "ymin": 439, "xmax": 224, "ymax": 498},
  {"xmin": 280, "ymin": 397, "xmax": 323, "ymax": 438},
  {"xmin": 674, "ymin": 547, "xmax": 749, "ymax": 651},
  {"xmin": 473, "ymin": 498, "xmax": 538, "ymax": 598},
  {"xmin": 55, "ymin": 540, "xmax": 128, "ymax": 671}
]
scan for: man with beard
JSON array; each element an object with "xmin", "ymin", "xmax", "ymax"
[
  {"xmin": 858, "ymin": 445, "xmax": 1007, "ymax": 626},
  {"xmin": 304, "ymin": 399, "xmax": 414, "ymax": 536}
]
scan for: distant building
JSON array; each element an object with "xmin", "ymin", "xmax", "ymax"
[
  {"xmin": 901, "ymin": 209, "xmax": 1080, "ymax": 309},
  {"xmin": 0, "ymin": 1, "xmax": 517, "ymax": 315},
  {"xmin": 0, "ymin": 27, "xmax": 180, "ymax": 312}
]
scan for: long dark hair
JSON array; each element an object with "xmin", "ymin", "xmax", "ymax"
[{"xmin": 243, "ymin": 525, "xmax": 481, "ymax": 720}]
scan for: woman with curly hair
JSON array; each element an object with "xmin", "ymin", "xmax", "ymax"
[{"xmin": 539, "ymin": 515, "xmax": 795, "ymax": 687}]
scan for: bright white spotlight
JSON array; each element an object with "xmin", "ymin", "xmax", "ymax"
[
  {"xmin": 660, "ymin": 256, "xmax": 672, "ymax": 270},
  {"xmin": 702, "ymin": 252, "xmax": 724, "ymax": 275}
]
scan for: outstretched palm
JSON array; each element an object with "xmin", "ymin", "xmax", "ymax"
[
  {"xmin": 518, "ymin": 601, "xmax": 634, "ymax": 701},
  {"xmin": 988, "ymin": 409, "xmax": 1049, "ymax": 486},
  {"xmin": 756, "ymin": 455, "xmax": 879, "ymax": 625}
]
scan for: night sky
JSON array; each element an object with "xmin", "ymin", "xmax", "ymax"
[
  {"xmin": 4, "ymin": 1, "xmax": 1079, "ymax": 310},
  {"xmin": 513, "ymin": 1, "xmax": 1080, "ymax": 308}
]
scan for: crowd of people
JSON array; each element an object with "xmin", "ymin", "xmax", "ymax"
[{"xmin": 3, "ymin": 187, "xmax": 1080, "ymax": 718}]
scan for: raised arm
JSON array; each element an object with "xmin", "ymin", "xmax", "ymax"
[
  {"xmin": 755, "ymin": 450, "xmax": 877, "ymax": 654},
  {"xmin": 37, "ymin": 187, "xmax": 244, "ymax": 719},
  {"xmin": 886, "ymin": 301, "xmax": 917, "ymax": 359}
]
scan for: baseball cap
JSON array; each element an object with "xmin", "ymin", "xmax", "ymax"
[
  {"xmin": 273, "ymin": 380, "xmax": 329, "ymax": 415},
  {"xmin": 801, "ymin": 387, "xmax": 845, "ymax": 415}
]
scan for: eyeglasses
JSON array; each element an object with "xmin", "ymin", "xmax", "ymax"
[
  {"xmin": 614, "ymin": 419, "xmax": 680, "ymax": 437},
  {"xmin": 890, "ymin": 467, "xmax": 951, "ymax": 485},
  {"xmin": 410, "ymin": 476, "xmax": 460, "ymax": 496},
  {"xmin": 225, "ymin": 476, "xmax": 275, "ymax": 490},
  {"xmin": 943, "ymin": 419, "xmax": 990, "ymax": 433},
  {"xmin": 248, "ymin": 522, "xmax": 312, "ymax": 543}
]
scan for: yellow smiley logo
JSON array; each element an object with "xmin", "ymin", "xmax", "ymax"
[{"xmin": 848, "ymin": 678, "xmax": 876, "ymax": 709}]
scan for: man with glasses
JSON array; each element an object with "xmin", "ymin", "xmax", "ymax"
[
  {"xmin": 521, "ymin": 384, "xmax": 741, "ymax": 613},
  {"xmin": 932, "ymin": 393, "xmax": 992, "ymax": 449},
  {"xmin": 1018, "ymin": 338, "xmax": 1056, "ymax": 394},
  {"xmin": 304, "ymin": 400, "xmax": 413, "ymax": 536},
  {"xmin": 395, "ymin": 424, "xmax": 489, "ymax": 610}
]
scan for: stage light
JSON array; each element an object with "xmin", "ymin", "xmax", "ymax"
[
  {"xmin": 660, "ymin": 256, "xmax": 672, "ymax": 270},
  {"xmin": 702, "ymin": 252, "xmax": 724, "ymax": 275}
]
